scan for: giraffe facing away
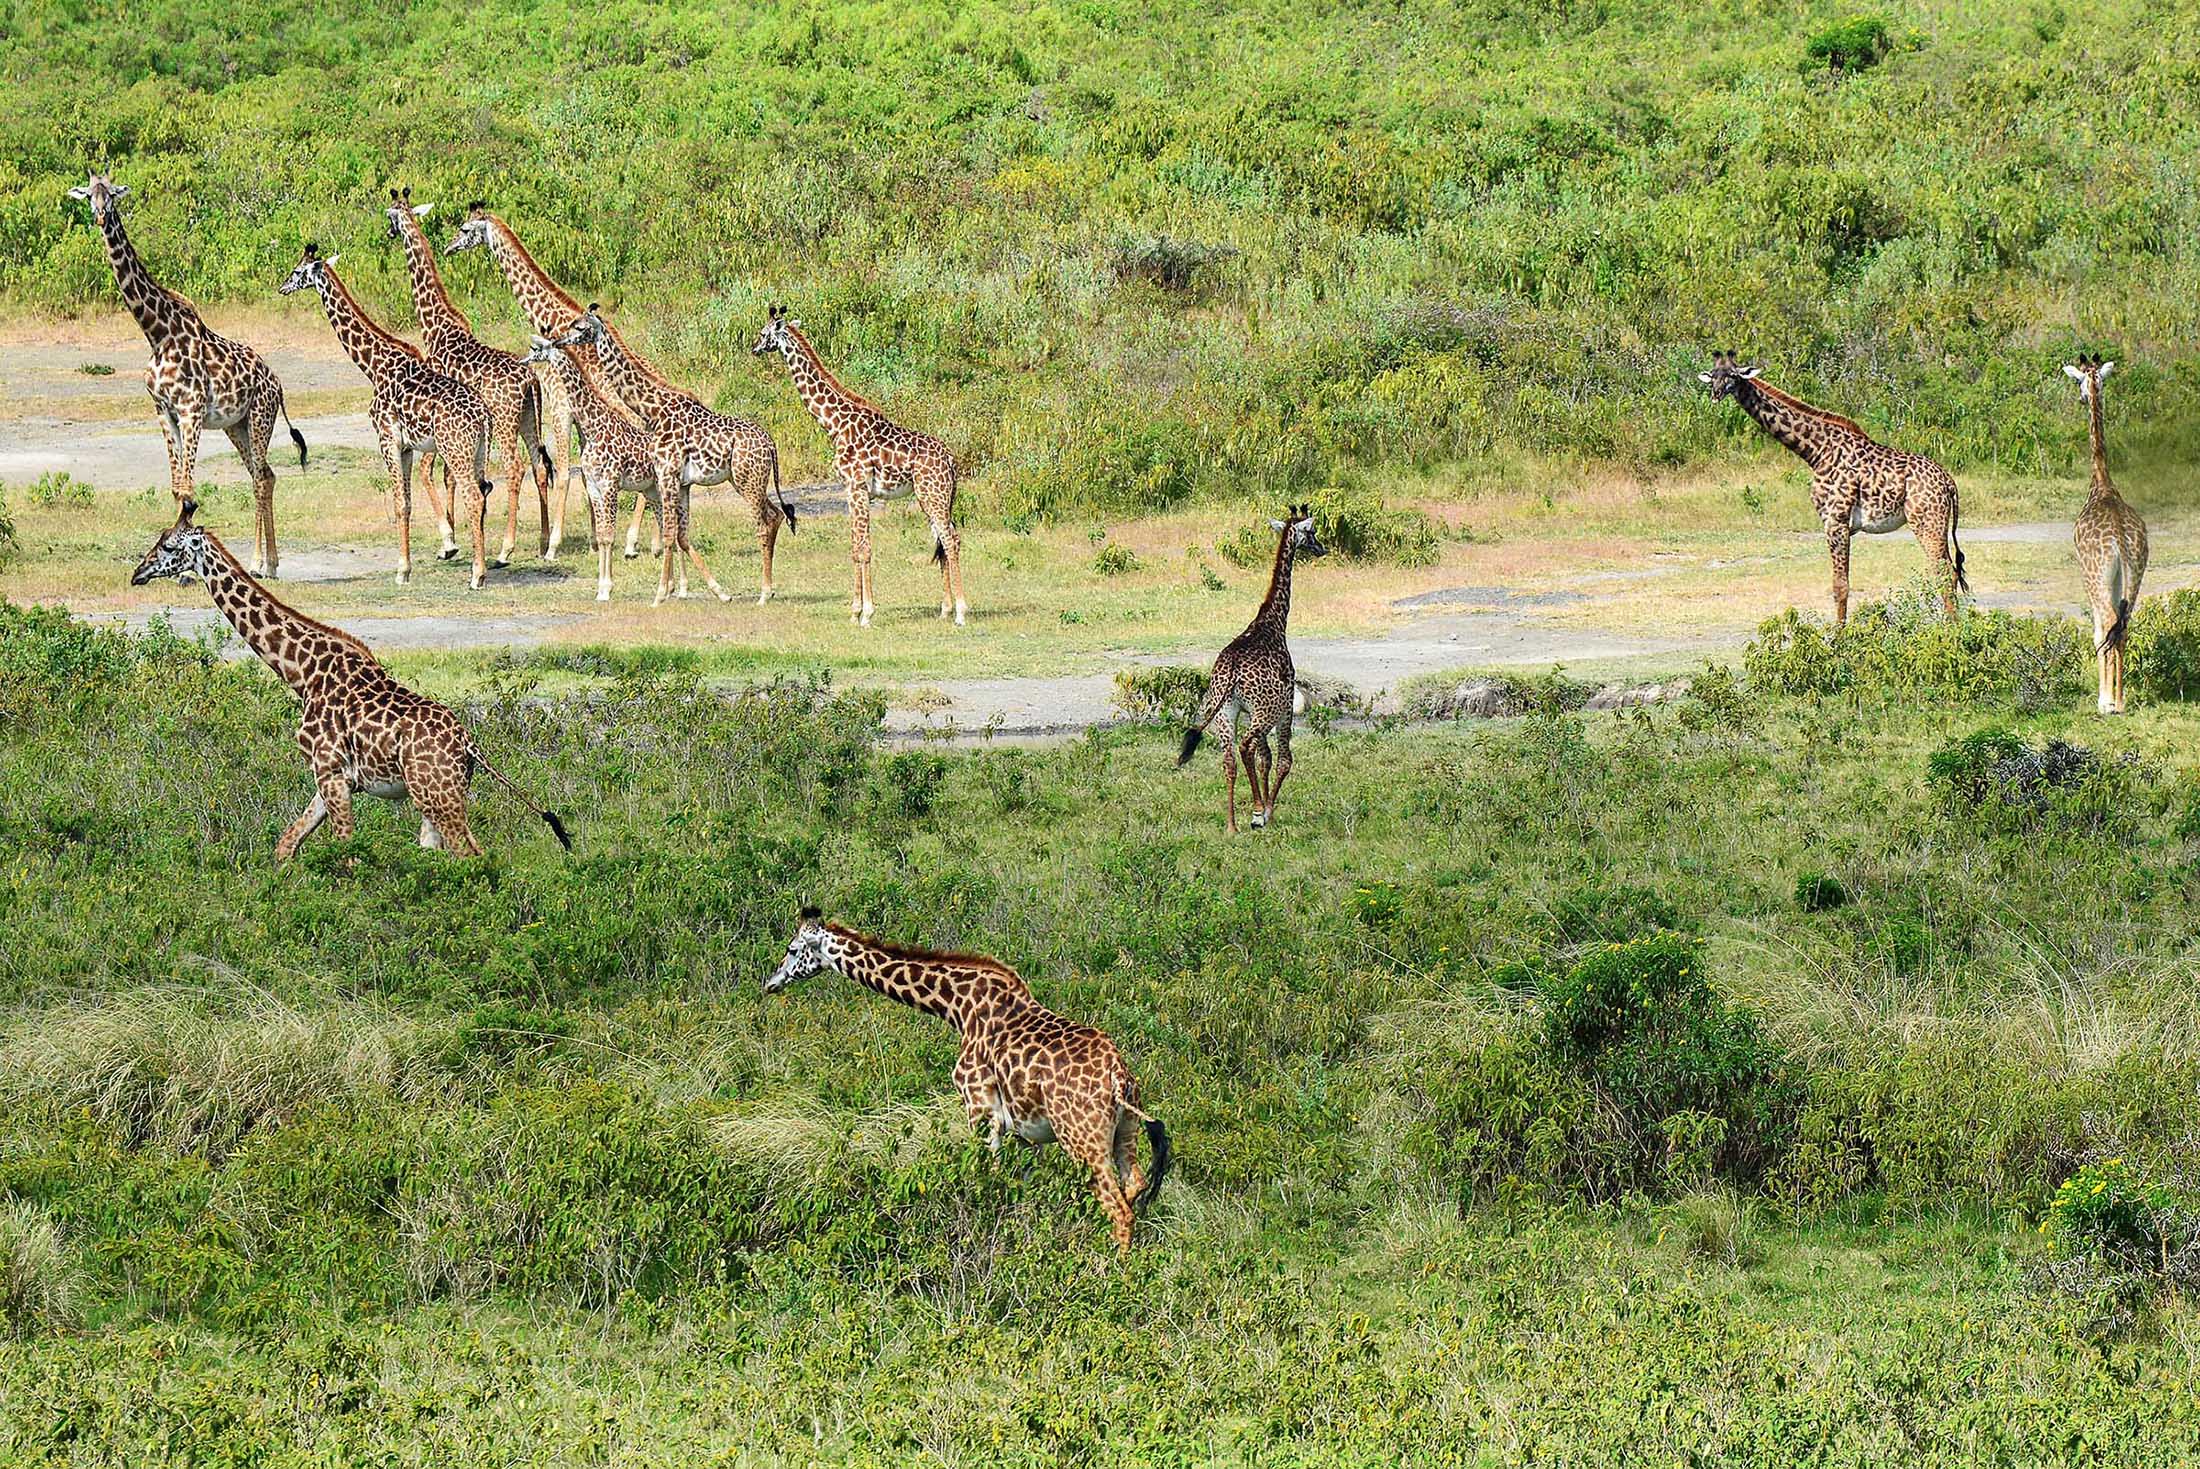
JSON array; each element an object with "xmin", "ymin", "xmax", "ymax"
[
  {"xmin": 752, "ymin": 305, "xmax": 967, "ymax": 626},
  {"xmin": 385, "ymin": 187, "xmax": 553, "ymax": 568},
  {"xmin": 521, "ymin": 335, "xmax": 698, "ymax": 604},
  {"xmin": 1701, "ymin": 351, "xmax": 1968, "ymax": 623},
  {"xmin": 71, "ymin": 172, "xmax": 305, "ymax": 578},
  {"xmin": 1178, "ymin": 506, "xmax": 1327, "ymax": 834},
  {"xmin": 554, "ymin": 303, "xmax": 796, "ymax": 605},
  {"xmin": 279, "ymin": 244, "xmax": 498, "ymax": 590},
  {"xmin": 2065, "ymin": 353, "xmax": 2149, "ymax": 715},
  {"xmin": 763, "ymin": 909, "xmax": 1171, "ymax": 1253},
  {"xmin": 130, "ymin": 500, "xmax": 571, "ymax": 859}
]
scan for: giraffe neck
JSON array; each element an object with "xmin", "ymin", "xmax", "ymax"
[
  {"xmin": 481, "ymin": 214, "xmax": 584, "ymax": 334},
  {"xmin": 395, "ymin": 209, "xmax": 474, "ymax": 354},
  {"xmin": 778, "ymin": 328, "xmax": 869, "ymax": 449},
  {"xmin": 587, "ymin": 318, "xmax": 681, "ymax": 426},
  {"xmin": 544, "ymin": 349, "xmax": 623, "ymax": 439},
  {"xmin": 2085, "ymin": 383, "xmax": 2114, "ymax": 497},
  {"xmin": 310, "ymin": 266, "xmax": 418, "ymax": 384},
  {"xmin": 1733, "ymin": 378, "xmax": 1855, "ymax": 473},
  {"xmin": 1252, "ymin": 531, "xmax": 1299, "ymax": 632},
  {"xmin": 195, "ymin": 533, "xmax": 373, "ymax": 700},
  {"xmin": 822, "ymin": 928, "xmax": 996, "ymax": 1032},
  {"xmin": 94, "ymin": 207, "xmax": 195, "ymax": 348}
]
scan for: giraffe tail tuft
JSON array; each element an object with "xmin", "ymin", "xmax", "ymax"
[
  {"xmin": 2103, "ymin": 596, "xmax": 2134, "ymax": 654},
  {"xmin": 536, "ymin": 443, "xmax": 554, "ymax": 482},
  {"xmin": 1137, "ymin": 1118, "xmax": 1171, "ymax": 1212},
  {"xmin": 933, "ymin": 536, "xmax": 947, "ymax": 568},
  {"xmin": 281, "ymin": 398, "xmax": 308, "ymax": 470},
  {"xmin": 771, "ymin": 448, "xmax": 796, "ymax": 532},
  {"xmin": 1177, "ymin": 725, "xmax": 1204, "ymax": 765},
  {"xmin": 470, "ymin": 746, "xmax": 573, "ymax": 851},
  {"xmin": 540, "ymin": 809, "xmax": 573, "ymax": 852},
  {"xmin": 1949, "ymin": 497, "xmax": 1970, "ymax": 595},
  {"xmin": 1178, "ymin": 676, "xmax": 1228, "ymax": 766}
]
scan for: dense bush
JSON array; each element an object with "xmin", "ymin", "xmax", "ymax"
[
  {"xmin": 1743, "ymin": 594, "xmax": 2087, "ymax": 710},
  {"xmin": 1111, "ymin": 663, "xmax": 1208, "ymax": 722},
  {"xmin": 1802, "ymin": 17, "xmax": 1895, "ymax": 76},
  {"xmin": 2126, "ymin": 588, "xmax": 2200, "ymax": 702},
  {"xmin": 1927, "ymin": 727, "xmax": 2160, "ymax": 836}
]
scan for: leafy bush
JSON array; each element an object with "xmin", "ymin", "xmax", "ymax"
[
  {"xmin": 1109, "ymin": 235, "xmax": 1237, "ymax": 293},
  {"xmin": 2126, "ymin": 588, "xmax": 2200, "ymax": 702},
  {"xmin": 23, "ymin": 471, "xmax": 93, "ymax": 509},
  {"xmin": 1802, "ymin": 17, "xmax": 1894, "ymax": 75},
  {"xmin": 0, "ymin": 489, "xmax": 15, "ymax": 570},
  {"xmin": 1794, "ymin": 872, "xmax": 1850, "ymax": 912},
  {"xmin": 1927, "ymin": 728, "xmax": 2159, "ymax": 835},
  {"xmin": 0, "ymin": 1200, "xmax": 82, "ymax": 1336},
  {"xmin": 1743, "ymin": 594, "xmax": 2087, "ymax": 709},
  {"xmin": 1111, "ymin": 664, "xmax": 1209, "ymax": 722},
  {"xmin": 1092, "ymin": 541, "xmax": 1141, "ymax": 576},
  {"xmin": 2035, "ymin": 1156, "xmax": 2200, "ymax": 1331}
]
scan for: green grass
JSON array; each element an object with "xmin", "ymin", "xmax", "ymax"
[{"xmin": 4, "ymin": 605, "xmax": 2200, "ymax": 1460}]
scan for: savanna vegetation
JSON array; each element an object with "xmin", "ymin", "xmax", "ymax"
[
  {"xmin": 6, "ymin": 0, "xmax": 2200, "ymax": 529},
  {"xmin": 5, "ymin": 598, "xmax": 2200, "ymax": 1462}
]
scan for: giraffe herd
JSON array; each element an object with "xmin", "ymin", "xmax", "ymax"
[{"xmin": 77, "ymin": 170, "xmax": 2163, "ymax": 1252}]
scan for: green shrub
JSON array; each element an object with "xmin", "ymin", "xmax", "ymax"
[
  {"xmin": 1793, "ymin": 872, "xmax": 1850, "ymax": 912},
  {"xmin": 1111, "ymin": 664, "xmax": 1209, "ymax": 722},
  {"xmin": 1926, "ymin": 728, "xmax": 2160, "ymax": 836},
  {"xmin": 1092, "ymin": 541, "xmax": 1141, "ymax": 576},
  {"xmin": 0, "ymin": 1200, "xmax": 82, "ymax": 1336},
  {"xmin": 2126, "ymin": 588, "xmax": 2200, "ymax": 702},
  {"xmin": 1802, "ymin": 17, "xmax": 1894, "ymax": 75},
  {"xmin": 23, "ymin": 471, "xmax": 93, "ymax": 509},
  {"xmin": 2035, "ymin": 1156, "xmax": 2200, "ymax": 1330},
  {"xmin": 1743, "ymin": 595, "xmax": 2087, "ymax": 709}
]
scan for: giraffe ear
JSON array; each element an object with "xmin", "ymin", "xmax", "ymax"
[
  {"xmin": 1697, "ymin": 372, "xmax": 1714, "ymax": 383},
  {"xmin": 110, "ymin": 184, "xmax": 128, "ymax": 199},
  {"xmin": 2098, "ymin": 360, "xmax": 2116, "ymax": 379},
  {"xmin": 1737, "ymin": 366, "xmax": 1762, "ymax": 379},
  {"xmin": 323, "ymin": 252, "xmax": 341, "ymax": 267},
  {"xmin": 68, "ymin": 185, "xmax": 90, "ymax": 201},
  {"xmin": 412, "ymin": 202, "xmax": 433, "ymax": 218},
  {"xmin": 1268, "ymin": 519, "xmax": 1287, "ymax": 531},
  {"xmin": 2064, "ymin": 364, "xmax": 2086, "ymax": 380}
]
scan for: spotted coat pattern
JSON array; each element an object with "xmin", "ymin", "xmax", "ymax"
[
  {"xmin": 386, "ymin": 189, "xmax": 551, "ymax": 566},
  {"xmin": 280, "ymin": 246, "xmax": 497, "ymax": 590},
  {"xmin": 752, "ymin": 306, "xmax": 966, "ymax": 626},
  {"xmin": 1179, "ymin": 509, "xmax": 1325, "ymax": 833},
  {"xmin": 556, "ymin": 305, "xmax": 791, "ymax": 605},
  {"xmin": 2066, "ymin": 356, "xmax": 2149, "ymax": 715},
  {"xmin": 73, "ymin": 173, "xmax": 302, "ymax": 578},
  {"xmin": 1701, "ymin": 352, "xmax": 1967, "ymax": 623},
  {"xmin": 129, "ymin": 504, "xmax": 569, "ymax": 859},
  {"xmin": 522, "ymin": 337, "xmax": 686, "ymax": 604},
  {"xmin": 763, "ymin": 913, "xmax": 1169, "ymax": 1253}
]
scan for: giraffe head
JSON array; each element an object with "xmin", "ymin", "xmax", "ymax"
[
  {"xmin": 67, "ymin": 172, "xmax": 130, "ymax": 227},
  {"xmin": 277, "ymin": 242, "xmax": 340, "ymax": 296},
  {"xmin": 444, "ymin": 201, "xmax": 495, "ymax": 256},
  {"xmin": 131, "ymin": 499, "xmax": 214, "ymax": 586},
  {"xmin": 520, "ymin": 334, "xmax": 563, "ymax": 367},
  {"xmin": 549, "ymin": 303, "xmax": 608, "ymax": 350},
  {"xmin": 1268, "ymin": 504, "xmax": 1328, "ymax": 557},
  {"xmin": 762, "ymin": 906, "xmax": 834, "ymax": 994},
  {"xmin": 384, "ymin": 186, "xmax": 432, "ymax": 242},
  {"xmin": 1697, "ymin": 350, "xmax": 1762, "ymax": 401},
  {"xmin": 750, "ymin": 303, "xmax": 800, "ymax": 358},
  {"xmin": 2064, "ymin": 351, "xmax": 2117, "ymax": 402}
]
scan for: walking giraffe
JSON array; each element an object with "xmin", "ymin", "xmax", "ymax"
[
  {"xmin": 1700, "ymin": 351, "xmax": 1968, "ymax": 623},
  {"xmin": 1178, "ymin": 506, "xmax": 1326, "ymax": 833},
  {"xmin": 385, "ymin": 187, "xmax": 553, "ymax": 566},
  {"xmin": 279, "ymin": 244, "xmax": 497, "ymax": 589},
  {"xmin": 130, "ymin": 500, "xmax": 570, "ymax": 859},
  {"xmin": 70, "ymin": 172, "xmax": 304, "ymax": 577},
  {"xmin": 554, "ymin": 303, "xmax": 796, "ymax": 604},
  {"xmin": 520, "ymin": 334, "xmax": 691, "ymax": 604},
  {"xmin": 751, "ymin": 305, "xmax": 967, "ymax": 626},
  {"xmin": 2065, "ymin": 353, "xmax": 2149, "ymax": 715},
  {"xmin": 762, "ymin": 909, "xmax": 1171, "ymax": 1253}
]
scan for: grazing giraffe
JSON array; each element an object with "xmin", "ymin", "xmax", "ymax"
[
  {"xmin": 130, "ymin": 500, "xmax": 571, "ymax": 859},
  {"xmin": 762, "ymin": 909, "xmax": 1171, "ymax": 1253},
  {"xmin": 2065, "ymin": 353, "xmax": 2149, "ymax": 715},
  {"xmin": 444, "ymin": 202, "xmax": 612, "ymax": 561},
  {"xmin": 385, "ymin": 187, "xmax": 553, "ymax": 567},
  {"xmin": 1178, "ymin": 506, "xmax": 1326, "ymax": 834},
  {"xmin": 1700, "ymin": 351, "xmax": 1968, "ymax": 623},
  {"xmin": 70, "ymin": 172, "xmax": 305, "ymax": 577},
  {"xmin": 555, "ymin": 303, "xmax": 797, "ymax": 604},
  {"xmin": 279, "ymin": 244, "xmax": 497, "ymax": 590},
  {"xmin": 519, "ymin": 335, "xmax": 688, "ymax": 604},
  {"xmin": 751, "ymin": 304, "xmax": 967, "ymax": 626}
]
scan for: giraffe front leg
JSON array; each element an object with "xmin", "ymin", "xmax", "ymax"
[
  {"xmin": 274, "ymin": 789, "xmax": 330, "ymax": 861},
  {"xmin": 845, "ymin": 476, "xmax": 874, "ymax": 626},
  {"xmin": 1825, "ymin": 522, "xmax": 1853, "ymax": 625},
  {"xmin": 586, "ymin": 472, "xmax": 616, "ymax": 602},
  {"xmin": 1264, "ymin": 718, "xmax": 1296, "ymax": 827},
  {"xmin": 415, "ymin": 451, "xmax": 458, "ymax": 559},
  {"xmin": 1220, "ymin": 721, "xmax": 1240, "ymax": 835},
  {"xmin": 1247, "ymin": 731, "xmax": 1275, "ymax": 830},
  {"xmin": 463, "ymin": 454, "xmax": 491, "ymax": 591},
  {"xmin": 164, "ymin": 397, "xmax": 205, "ymax": 509},
  {"xmin": 392, "ymin": 441, "xmax": 415, "ymax": 586}
]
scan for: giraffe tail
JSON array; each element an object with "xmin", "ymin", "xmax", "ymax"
[
  {"xmin": 281, "ymin": 397, "xmax": 308, "ymax": 470},
  {"xmin": 469, "ymin": 746, "xmax": 573, "ymax": 851},
  {"xmin": 2103, "ymin": 597, "xmax": 2134, "ymax": 654},
  {"xmin": 1948, "ymin": 495, "xmax": 1969, "ymax": 595},
  {"xmin": 771, "ymin": 446, "xmax": 796, "ymax": 532},
  {"xmin": 933, "ymin": 536, "xmax": 947, "ymax": 568},
  {"xmin": 1177, "ymin": 677, "xmax": 1228, "ymax": 766}
]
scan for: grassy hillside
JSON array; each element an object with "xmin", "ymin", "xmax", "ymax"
[
  {"xmin": 6, "ymin": 0, "xmax": 2200, "ymax": 518},
  {"xmin": 4, "ymin": 603, "xmax": 2200, "ymax": 1459}
]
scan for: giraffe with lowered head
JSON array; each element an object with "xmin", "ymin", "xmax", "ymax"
[
  {"xmin": 280, "ymin": 244, "xmax": 498, "ymax": 589},
  {"xmin": 130, "ymin": 499, "xmax": 570, "ymax": 859},
  {"xmin": 1178, "ymin": 505, "xmax": 1326, "ymax": 833},
  {"xmin": 763, "ymin": 908, "xmax": 1171, "ymax": 1253},
  {"xmin": 1700, "ymin": 351, "xmax": 1968, "ymax": 622},
  {"xmin": 554, "ymin": 303, "xmax": 796, "ymax": 604},
  {"xmin": 385, "ymin": 187, "xmax": 553, "ymax": 567},
  {"xmin": 2065, "ymin": 353, "xmax": 2149, "ymax": 715},
  {"xmin": 752, "ymin": 304, "xmax": 967, "ymax": 626},
  {"xmin": 71, "ymin": 172, "xmax": 305, "ymax": 577}
]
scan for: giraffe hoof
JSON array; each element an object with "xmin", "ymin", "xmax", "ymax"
[
  {"xmin": 439, "ymin": 546, "xmax": 460, "ymax": 561},
  {"xmin": 714, "ymin": 589, "xmax": 732, "ymax": 604},
  {"xmin": 492, "ymin": 557, "xmax": 510, "ymax": 570},
  {"xmin": 622, "ymin": 550, "xmax": 640, "ymax": 561},
  {"xmin": 596, "ymin": 591, "xmax": 611, "ymax": 603},
  {"xmin": 395, "ymin": 572, "xmax": 411, "ymax": 586}
]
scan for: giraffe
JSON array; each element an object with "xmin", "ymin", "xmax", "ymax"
[
  {"xmin": 279, "ymin": 244, "xmax": 498, "ymax": 590},
  {"xmin": 1177, "ymin": 506, "xmax": 1326, "ymax": 834},
  {"xmin": 443, "ymin": 202, "xmax": 606, "ymax": 561},
  {"xmin": 70, "ymin": 172, "xmax": 305, "ymax": 578},
  {"xmin": 2065, "ymin": 353, "xmax": 2149, "ymax": 715},
  {"xmin": 385, "ymin": 187, "xmax": 553, "ymax": 567},
  {"xmin": 519, "ymin": 335, "xmax": 688, "ymax": 604},
  {"xmin": 129, "ymin": 499, "xmax": 571, "ymax": 859},
  {"xmin": 751, "ymin": 305, "xmax": 967, "ymax": 626},
  {"xmin": 554, "ymin": 303, "xmax": 797, "ymax": 605},
  {"xmin": 762, "ymin": 908, "xmax": 1171, "ymax": 1253},
  {"xmin": 1700, "ymin": 351, "xmax": 1968, "ymax": 623}
]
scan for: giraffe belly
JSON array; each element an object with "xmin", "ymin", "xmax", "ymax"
[
  {"xmin": 359, "ymin": 779, "xmax": 409, "ymax": 800},
  {"xmin": 1850, "ymin": 501, "xmax": 1908, "ymax": 534},
  {"xmin": 872, "ymin": 478, "xmax": 915, "ymax": 501},
  {"xmin": 993, "ymin": 1098, "xmax": 1055, "ymax": 1144}
]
